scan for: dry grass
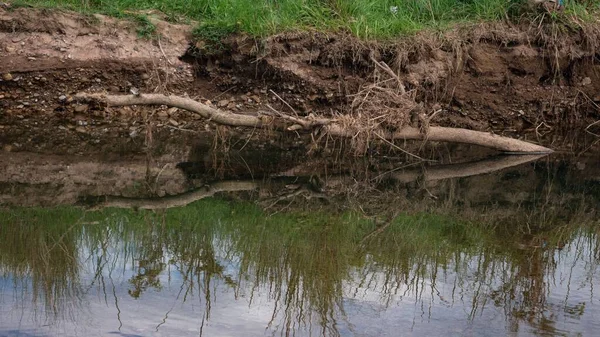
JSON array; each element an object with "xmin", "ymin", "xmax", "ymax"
[{"xmin": 341, "ymin": 56, "xmax": 418, "ymax": 154}]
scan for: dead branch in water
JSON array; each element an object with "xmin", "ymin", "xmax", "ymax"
[{"xmin": 75, "ymin": 93, "xmax": 553, "ymax": 154}]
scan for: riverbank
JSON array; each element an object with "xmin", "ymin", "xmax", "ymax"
[{"xmin": 1, "ymin": 5, "xmax": 599, "ymax": 157}]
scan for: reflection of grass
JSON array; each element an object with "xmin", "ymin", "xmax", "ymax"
[
  {"xmin": 0, "ymin": 207, "xmax": 85, "ymax": 318},
  {"xmin": 1, "ymin": 198, "xmax": 598, "ymax": 334}
]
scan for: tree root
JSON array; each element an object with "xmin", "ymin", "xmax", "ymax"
[{"xmin": 75, "ymin": 93, "xmax": 553, "ymax": 154}]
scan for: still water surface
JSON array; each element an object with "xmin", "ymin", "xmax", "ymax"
[{"xmin": 1, "ymin": 149, "xmax": 599, "ymax": 336}]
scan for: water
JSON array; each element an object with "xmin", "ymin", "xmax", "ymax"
[{"xmin": 0, "ymin": 147, "xmax": 599, "ymax": 336}]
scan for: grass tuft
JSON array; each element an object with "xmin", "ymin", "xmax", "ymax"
[
  {"xmin": 133, "ymin": 14, "xmax": 157, "ymax": 38},
  {"xmin": 192, "ymin": 21, "xmax": 239, "ymax": 49}
]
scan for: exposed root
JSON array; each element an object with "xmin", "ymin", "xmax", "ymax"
[
  {"xmin": 370, "ymin": 55, "xmax": 406, "ymax": 94},
  {"xmin": 343, "ymin": 56, "xmax": 418, "ymax": 153},
  {"xmin": 586, "ymin": 120, "xmax": 600, "ymax": 137},
  {"xmin": 75, "ymin": 93, "xmax": 554, "ymax": 154}
]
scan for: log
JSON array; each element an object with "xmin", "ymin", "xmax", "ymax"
[
  {"xmin": 75, "ymin": 93, "xmax": 553, "ymax": 154},
  {"xmin": 76, "ymin": 93, "xmax": 263, "ymax": 127},
  {"xmin": 325, "ymin": 125, "xmax": 553, "ymax": 154}
]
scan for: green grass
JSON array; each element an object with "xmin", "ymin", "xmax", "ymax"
[
  {"xmin": 132, "ymin": 13, "xmax": 157, "ymax": 38},
  {"xmin": 12, "ymin": 0, "xmax": 600, "ymax": 39}
]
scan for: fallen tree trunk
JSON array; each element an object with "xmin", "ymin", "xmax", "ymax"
[
  {"xmin": 75, "ymin": 93, "xmax": 553, "ymax": 154},
  {"xmin": 325, "ymin": 125, "xmax": 552, "ymax": 154}
]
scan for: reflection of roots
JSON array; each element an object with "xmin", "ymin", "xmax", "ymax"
[
  {"xmin": 260, "ymin": 184, "xmax": 328, "ymax": 210},
  {"xmin": 84, "ymin": 153, "xmax": 546, "ymax": 210},
  {"xmin": 75, "ymin": 93, "xmax": 553, "ymax": 154}
]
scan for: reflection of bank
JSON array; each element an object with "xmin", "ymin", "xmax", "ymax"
[
  {"xmin": 67, "ymin": 154, "xmax": 550, "ymax": 210},
  {"xmin": 2, "ymin": 146, "xmax": 598, "ymax": 211},
  {"xmin": 0, "ymin": 212, "xmax": 83, "ymax": 323}
]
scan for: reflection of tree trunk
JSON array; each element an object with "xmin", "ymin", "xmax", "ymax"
[
  {"xmin": 76, "ymin": 93, "xmax": 553, "ymax": 154},
  {"xmin": 323, "ymin": 154, "xmax": 547, "ymax": 187},
  {"xmin": 87, "ymin": 154, "xmax": 546, "ymax": 210},
  {"xmin": 388, "ymin": 154, "xmax": 547, "ymax": 183},
  {"xmin": 94, "ymin": 181, "xmax": 258, "ymax": 210}
]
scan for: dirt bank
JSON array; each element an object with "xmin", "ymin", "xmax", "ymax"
[{"xmin": 0, "ymin": 7, "xmax": 599, "ymax": 157}]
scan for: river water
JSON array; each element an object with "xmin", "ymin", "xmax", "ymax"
[{"xmin": 0, "ymin": 146, "xmax": 598, "ymax": 336}]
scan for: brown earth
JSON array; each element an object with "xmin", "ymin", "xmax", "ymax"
[{"xmin": 0, "ymin": 7, "xmax": 599, "ymax": 160}]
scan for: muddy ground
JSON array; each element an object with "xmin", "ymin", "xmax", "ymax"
[{"xmin": 1, "ymin": 6, "xmax": 599, "ymax": 162}]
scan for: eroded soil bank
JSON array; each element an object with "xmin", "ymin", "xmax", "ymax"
[{"xmin": 1, "ymin": 7, "xmax": 599, "ymax": 160}]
